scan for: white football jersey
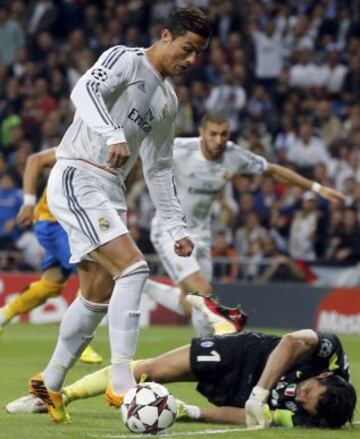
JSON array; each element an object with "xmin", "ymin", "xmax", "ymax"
[
  {"xmin": 153, "ymin": 137, "xmax": 268, "ymax": 242},
  {"xmin": 56, "ymin": 45, "xmax": 187, "ymax": 241}
]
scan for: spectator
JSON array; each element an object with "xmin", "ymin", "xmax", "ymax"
[
  {"xmin": 175, "ymin": 85, "xmax": 195, "ymax": 136},
  {"xmin": 325, "ymin": 207, "xmax": 360, "ymax": 264},
  {"xmin": 235, "ymin": 212, "xmax": 268, "ymax": 256},
  {"xmin": 0, "ymin": 173, "xmax": 22, "ymax": 250},
  {"xmin": 287, "ymin": 120, "xmax": 329, "ymax": 173},
  {"xmin": 342, "ymin": 55, "xmax": 360, "ymax": 103},
  {"xmin": 258, "ymin": 235, "xmax": 306, "ymax": 283},
  {"xmin": 289, "ymin": 191, "xmax": 319, "ymax": 261},
  {"xmin": 289, "ymin": 47, "xmax": 322, "ymax": 89},
  {"xmin": 0, "ymin": 5, "xmax": 25, "ymax": 66},
  {"xmin": 319, "ymin": 49, "xmax": 348, "ymax": 94},
  {"xmin": 212, "ymin": 228, "xmax": 239, "ymax": 284},
  {"xmin": 274, "ymin": 114, "xmax": 296, "ymax": 154},
  {"xmin": 205, "ymin": 71, "xmax": 246, "ymax": 136},
  {"xmin": 249, "ymin": 21, "xmax": 283, "ymax": 90},
  {"xmin": 316, "ymin": 100, "xmax": 342, "ymax": 147}
]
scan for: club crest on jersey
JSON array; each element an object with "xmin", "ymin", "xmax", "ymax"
[
  {"xmin": 162, "ymin": 103, "xmax": 170, "ymax": 118},
  {"xmin": 98, "ymin": 217, "xmax": 110, "ymax": 231},
  {"xmin": 222, "ymin": 170, "xmax": 230, "ymax": 180},
  {"xmin": 91, "ymin": 68, "xmax": 108, "ymax": 82}
]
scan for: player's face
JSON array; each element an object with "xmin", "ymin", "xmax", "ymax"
[
  {"xmin": 160, "ymin": 30, "xmax": 208, "ymax": 76},
  {"xmin": 295, "ymin": 378, "xmax": 327, "ymax": 415},
  {"xmin": 200, "ymin": 122, "xmax": 231, "ymax": 160}
]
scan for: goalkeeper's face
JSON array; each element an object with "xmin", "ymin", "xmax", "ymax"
[
  {"xmin": 199, "ymin": 121, "xmax": 230, "ymax": 161},
  {"xmin": 295, "ymin": 378, "xmax": 326, "ymax": 415}
]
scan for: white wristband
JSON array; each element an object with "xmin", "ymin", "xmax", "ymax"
[
  {"xmin": 186, "ymin": 405, "xmax": 201, "ymax": 420},
  {"xmin": 23, "ymin": 194, "xmax": 37, "ymax": 206},
  {"xmin": 311, "ymin": 182, "xmax": 322, "ymax": 194}
]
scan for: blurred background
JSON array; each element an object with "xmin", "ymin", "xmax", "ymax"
[{"xmin": 0, "ymin": 0, "xmax": 359, "ymax": 331}]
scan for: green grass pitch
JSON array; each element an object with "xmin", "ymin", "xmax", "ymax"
[{"xmin": 0, "ymin": 324, "xmax": 359, "ymax": 439}]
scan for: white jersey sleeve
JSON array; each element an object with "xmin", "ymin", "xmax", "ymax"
[
  {"xmin": 140, "ymin": 112, "xmax": 188, "ymax": 242},
  {"xmin": 229, "ymin": 142, "xmax": 268, "ymax": 175},
  {"xmin": 70, "ymin": 46, "xmax": 135, "ymax": 146}
]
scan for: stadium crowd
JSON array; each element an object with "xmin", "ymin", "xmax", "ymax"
[{"xmin": 0, "ymin": 0, "xmax": 359, "ymax": 281}]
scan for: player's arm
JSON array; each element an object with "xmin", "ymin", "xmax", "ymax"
[
  {"xmin": 245, "ymin": 330, "xmax": 319, "ymax": 428},
  {"xmin": 265, "ymin": 163, "xmax": 346, "ymax": 204},
  {"xmin": 140, "ymin": 120, "xmax": 193, "ymax": 257},
  {"xmin": 70, "ymin": 47, "xmax": 133, "ymax": 167},
  {"xmin": 176, "ymin": 400, "xmax": 247, "ymax": 424},
  {"xmin": 17, "ymin": 147, "xmax": 57, "ymax": 228},
  {"xmin": 199, "ymin": 406, "xmax": 246, "ymax": 424}
]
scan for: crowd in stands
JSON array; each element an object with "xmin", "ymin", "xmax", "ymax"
[{"xmin": 0, "ymin": 0, "xmax": 359, "ymax": 282}]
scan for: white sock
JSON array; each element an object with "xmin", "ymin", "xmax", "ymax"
[
  {"xmin": 142, "ymin": 279, "xmax": 184, "ymax": 316},
  {"xmin": 43, "ymin": 296, "xmax": 107, "ymax": 392},
  {"xmin": 109, "ymin": 261, "xmax": 149, "ymax": 394},
  {"xmin": 191, "ymin": 307, "xmax": 212, "ymax": 337}
]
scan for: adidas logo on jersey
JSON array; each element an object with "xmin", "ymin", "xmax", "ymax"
[{"xmin": 137, "ymin": 81, "xmax": 146, "ymax": 93}]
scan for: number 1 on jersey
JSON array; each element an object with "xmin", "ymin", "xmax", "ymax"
[{"xmin": 197, "ymin": 350, "xmax": 221, "ymax": 362}]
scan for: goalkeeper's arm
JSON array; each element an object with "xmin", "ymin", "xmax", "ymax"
[
  {"xmin": 245, "ymin": 330, "xmax": 319, "ymax": 428},
  {"xmin": 177, "ymin": 400, "xmax": 251, "ymax": 425}
]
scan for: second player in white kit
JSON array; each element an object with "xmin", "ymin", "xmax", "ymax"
[{"xmin": 144, "ymin": 112, "xmax": 346, "ymax": 336}]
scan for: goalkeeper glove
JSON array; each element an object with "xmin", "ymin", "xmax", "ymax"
[
  {"xmin": 176, "ymin": 399, "xmax": 201, "ymax": 421},
  {"xmin": 245, "ymin": 386, "xmax": 272, "ymax": 428}
]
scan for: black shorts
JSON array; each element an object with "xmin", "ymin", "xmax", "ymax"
[{"xmin": 190, "ymin": 331, "xmax": 280, "ymax": 407}]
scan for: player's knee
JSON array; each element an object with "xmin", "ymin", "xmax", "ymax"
[
  {"xmin": 143, "ymin": 359, "xmax": 169, "ymax": 383},
  {"xmin": 114, "ymin": 260, "xmax": 150, "ymax": 282}
]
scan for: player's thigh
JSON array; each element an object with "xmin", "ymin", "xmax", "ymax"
[
  {"xmin": 151, "ymin": 228, "xmax": 200, "ymax": 284},
  {"xmin": 47, "ymin": 163, "xmax": 131, "ymax": 268},
  {"xmin": 89, "ymin": 233, "xmax": 144, "ymax": 278},
  {"xmin": 136, "ymin": 345, "xmax": 195, "ymax": 383},
  {"xmin": 77, "ymin": 260, "xmax": 114, "ymax": 303}
]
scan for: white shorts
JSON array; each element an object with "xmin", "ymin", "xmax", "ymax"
[
  {"xmin": 150, "ymin": 225, "xmax": 212, "ymax": 284},
  {"xmin": 47, "ymin": 160, "xmax": 128, "ymax": 263}
]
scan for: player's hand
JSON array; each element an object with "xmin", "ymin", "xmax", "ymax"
[
  {"xmin": 176, "ymin": 399, "xmax": 201, "ymax": 421},
  {"xmin": 17, "ymin": 205, "xmax": 34, "ymax": 228},
  {"xmin": 245, "ymin": 386, "xmax": 272, "ymax": 428},
  {"xmin": 174, "ymin": 237, "xmax": 194, "ymax": 257},
  {"xmin": 319, "ymin": 186, "xmax": 346, "ymax": 204},
  {"xmin": 107, "ymin": 142, "xmax": 130, "ymax": 168}
]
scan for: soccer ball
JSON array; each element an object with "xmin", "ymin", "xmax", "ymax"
[{"xmin": 121, "ymin": 382, "xmax": 177, "ymax": 434}]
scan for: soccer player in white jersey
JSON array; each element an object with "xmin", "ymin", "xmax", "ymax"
[
  {"xmin": 28, "ymin": 7, "xmax": 211, "ymax": 423},
  {"xmin": 143, "ymin": 112, "xmax": 346, "ymax": 336}
]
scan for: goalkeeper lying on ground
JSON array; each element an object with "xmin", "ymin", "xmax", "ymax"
[{"xmin": 6, "ymin": 294, "xmax": 356, "ymax": 429}]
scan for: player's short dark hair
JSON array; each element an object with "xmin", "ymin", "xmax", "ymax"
[
  {"xmin": 201, "ymin": 112, "xmax": 229, "ymax": 127},
  {"xmin": 164, "ymin": 7, "xmax": 211, "ymax": 40},
  {"xmin": 315, "ymin": 375, "xmax": 356, "ymax": 428}
]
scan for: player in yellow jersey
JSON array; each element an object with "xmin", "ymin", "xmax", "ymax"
[{"xmin": 0, "ymin": 147, "xmax": 102, "ymax": 364}]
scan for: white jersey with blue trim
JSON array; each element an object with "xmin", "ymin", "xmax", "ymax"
[
  {"xmin": 56, "ymin": 45, "xmax": 187, "ymax": 241},
  {"xmin": 152, "ymin": 137, "xmax": 268, "ymax": 242}
]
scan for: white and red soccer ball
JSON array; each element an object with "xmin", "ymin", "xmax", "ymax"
[{"xmin": 121, "ymin": 382, "xmax": 177, "ymax": 434}]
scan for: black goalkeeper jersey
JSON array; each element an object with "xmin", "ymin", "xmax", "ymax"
[{"xmin": 190, "ymin": 330, "xmax": 350, "ymax": 426}]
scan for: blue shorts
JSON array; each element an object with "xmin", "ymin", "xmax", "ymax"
[{"xmin": 34, "ymin": 221, "xmax": 76, "ymax": 278}]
